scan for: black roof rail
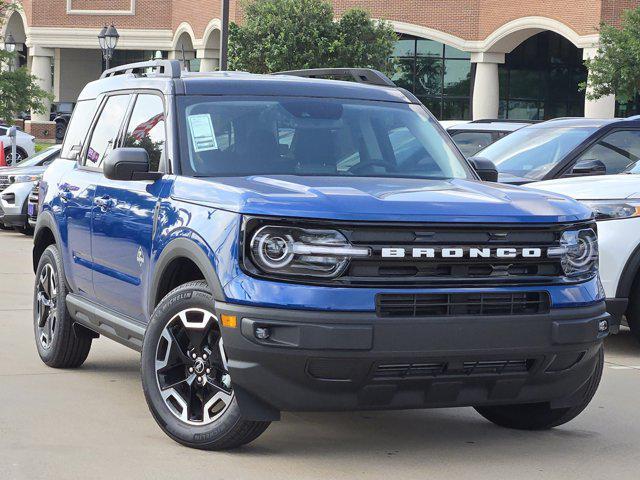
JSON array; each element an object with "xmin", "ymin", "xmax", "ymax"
[
  {"xmin": 470, "ymin": 119, "xmax": 540, "ymax": 124},
  {"xmin": 100, "ymin": 60, "xmax": 182, "ymax": 79},
  {"xmin": 272, "ymin": 68, "xmax": 396, "ymax": 87}
]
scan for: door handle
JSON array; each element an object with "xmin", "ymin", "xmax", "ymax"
[{"xmin": 95, "ymin": 195, "xmax": 114, "ymax": 211}]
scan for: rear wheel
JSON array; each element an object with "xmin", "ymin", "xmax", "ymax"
[
  {"xmin": 141, "ymin": 280, "xmax": 270, "ymax": 450},
  {"xmin": 474, "ymin": 346, "xmax": 604, "ymax": 430},
  {"xmin": 34, "ymin": 245, "xmax": 92, "ymax": 368}
]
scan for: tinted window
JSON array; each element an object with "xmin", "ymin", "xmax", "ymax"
[
  {"xmin": 61, "ymin": 99, "xmax": 98, "ymax": 160},
  {"xmin": 178, "ymin": 97, "xmax": 470, "ymax": 180},
  {"xmin": 481, "ymin": 126, "xmax": 596, "ymax": 181},
  {"xmin": 123, "ymin": 94, "xmax": 166, "ymax": 172},
  {"xmin": 576, "ymin": 130, "xmax": 640, "ymax": 174},
  {"xmin": 85, "ymin": 95, "xmax": 130, "ymax": 168},
  {"xmin": 449, "ymin": 130, "xmax": 495, "ymax": 157}
]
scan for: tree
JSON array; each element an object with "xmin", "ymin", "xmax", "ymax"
[
  {"xmin": 228, "ymin": 0, "xmax": 397, "ymax": 74},
  {"xmin": 582, "ymin": 7, "xmax": 640, "ymax": 102},
  {"xmin": 0, "ymin": 2, "xmax": 52, "ymax": 122}
]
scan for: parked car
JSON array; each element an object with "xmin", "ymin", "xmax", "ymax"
[
  {"xmin": 0, "ymin": 125, "xmax": 36, "ymax": 165},
  {"xmin": 528, "ymin": 171, "xmax": 640, "ymax": 341},
  {"xmin": 447, "ymin": 119, "xmax": 535, "ymax": 157},
  {"xmin": 33, "ymin": 61, "xmax": 608, "ymax": 450},
  {"xmin": 18, "ymin": 102, "xmax": 76, "ymax": 143},
  {"xmin": 0, "ymin": 145, "xmax": 60, "ymax": 232},
  {"xmin": 27, "ymin": 181, "xmax": 39, "ymax": 229},
  {"xmin": 477, "ymin": 117, "xmax": 640, "ymax": 185}
]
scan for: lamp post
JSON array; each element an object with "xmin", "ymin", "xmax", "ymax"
[
  {"xmin": 98, "ymin": 24, "xmax": 120, "ymax": 71},
  {"xmin": 220, "ymin": 0, "xmax": 229, "ymax": 70}
]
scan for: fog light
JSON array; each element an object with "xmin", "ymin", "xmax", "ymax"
[
  {"xmin": 255, "ymin": 326, "xmax": 271, "ymax": 340},
  {"xmin": 598, "ymin": 320, "xmax": 609, "ymax": 332}
]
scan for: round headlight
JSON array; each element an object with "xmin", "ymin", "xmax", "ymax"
[
  {"xmin": 551, "ymin": 228, "xmax": 598, "ymax": 277},
  {"xmin": 255, "ymin": 233, "xmax": 294, "ymax": 269}
]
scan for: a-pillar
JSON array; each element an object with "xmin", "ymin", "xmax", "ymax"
[
  {"xmin": 197, "ymin": 49, "xmax": 219, "ymax": 72},
  {"xmin": 26, "ymin": 46, "xmax": 55, "ymax": 141},
  {"xmin": 583, "ymin": 47, "xmax": 615, "ymax": 119},
  {"xmin": 470, "ymin": 52, "xmax": 504, "ymax": 120}
]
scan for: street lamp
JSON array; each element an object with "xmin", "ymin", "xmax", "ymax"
[
  {"xmin": 98, "ymin": 24, "xmax": 120, "ymax": 71},
  {"xmin": 4, "ymin": 33, "xmax": 16, "ymax": 53}
]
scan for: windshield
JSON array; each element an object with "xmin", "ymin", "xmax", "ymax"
[
  {"xmin": 480, "ymin": 126, "xmax": 597, "ymax": 180},
  {"xmin": 13, "ymin": 146, "xmax": 60, "ymax": 167},
  {"xmin": 178, "ymin": 96, "xmax": 471, "ymax": 180},
  {"xmin": 449, "ymin": 130, "xmax": 496, "ymax": 157}
]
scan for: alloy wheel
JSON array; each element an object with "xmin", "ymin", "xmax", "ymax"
[
  {"xmin": 35, "ymin": 263, "xmax": 57, "ymax": 349},
  {"xmin": 155, "ymin": 308, "xmax": 233, "ymax": 426}
]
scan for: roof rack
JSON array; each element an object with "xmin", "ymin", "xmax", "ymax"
[
  {"xmin": 100, "ymin": 60, "xmax": 182, "ymax": 79},
  {"xmin": 470, "ymin": 119, "xmax": 539, "ymax": 124},
  {"xmin": 272, "ymin": 68, "xmax": 396, "ymax": 87}
]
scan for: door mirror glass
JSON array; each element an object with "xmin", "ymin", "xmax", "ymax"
[
  {"xmin": 571, "ymin": 159, "xmax": 606, "ymax": 176},
  {"xmin": 103, "ymin": 147, "xmax": 160, "ymax": 181}
]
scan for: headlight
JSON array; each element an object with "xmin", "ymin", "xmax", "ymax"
[
  {"xmin": 583, "ymin": 200, "xmax": 640, "ymax": 221},
  {"xmin": 10, "ymin": 174, "xmax": 41, "ymax": 184},
  {"xmin": 548, "ymin": 228, "xmax": 598, "ymax": 277},
  {"xmin": 248, "ymin": 225, "xmax": 369, "ymax": 278}
]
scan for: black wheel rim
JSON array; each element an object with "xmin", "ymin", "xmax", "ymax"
[
  {"xmin": 35, "ymin": 263, "xmax": 57, "ymax": 349},
  {"xmin": 6, "ymin": 150, "xmax": 24, "ymax": 166},
  {"xmin": 155, "ymin": 308, "xmax": 233, "ymax": 425}
]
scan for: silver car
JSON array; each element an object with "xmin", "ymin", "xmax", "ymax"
[
  {"xmin": 0, "ymin": 145, "xmax": 60, "ymax": 233},
  {"xmin": 0, "ymin": 125, "xmax": 37, "ymax": 165}
]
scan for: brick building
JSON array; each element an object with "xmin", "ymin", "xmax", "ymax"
[{"xmin": 3, "ymin": 0, "xmax": 639, "ymax": 137}]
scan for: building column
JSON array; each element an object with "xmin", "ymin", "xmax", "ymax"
[
  {"xmin": 26, "ymin": 46, "xmax": 55, "ymax": 141},
  {"xmin": 470, "ymin": 52, "xmax": 504, "ymax": 120},
  {"xmin": 583, "ymin": 47, "xmax": 615, "ymax": 119},
  {"xmin": 197, "ymin": 48, "xmax": 219, "ymax": 72}
]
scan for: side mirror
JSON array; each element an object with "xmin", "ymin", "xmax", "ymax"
[
  {"xmin": 468, "ymin": 156, "xmax": 499, "ymax": 182},
  {"xmin": 570, "ymin": 159, "xmax": 606, "ymax": 177},
  {"xmin": 103, "ymin": 148, "xmax": 161, "ymax": 181}
]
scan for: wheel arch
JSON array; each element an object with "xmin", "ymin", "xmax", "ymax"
[
  {"xmin": 149, "ymin": 237, "xmax": 225, "ymax": 314},
  {"xmin": 32, "ymin": 211, "xmax": 62, "ymax": 273},
  {"xmin": 615, "ymin": 242, "xmax": 640, "ymax": 303}
]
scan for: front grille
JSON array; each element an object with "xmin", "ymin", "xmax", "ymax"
[
  {"xmin": 27, "ymin": 182, "xmax": 39, "ymax": 220},
  {"xmin": 376, "ymin": 292, "xmax": 550, "ymax": 317},
  {"xmin": 373, "ymin": 359, "xmax": 533, "ymax": 380},
  {"xmin": 0, "ymin": 175, "xmax": 10, "ymax": 192}
]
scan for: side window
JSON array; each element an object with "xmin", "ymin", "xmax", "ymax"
[
  {"xmin": 575, "ymin": 130, "xmax": 640, "ymax": 175},
  {"xmin": 85, "ymin": 95, "xmax": 130, "ymax": 168},
  {"xmin": 450, "ymin": 131, "xmax": 494, "ymax": 157},
  {"xmin": 123, "ymin": 94, "xmax": 166, "ymax": 172},
  {"xmin": 60, "ymin": 99, "xmax": 97, "ymax": 160}
]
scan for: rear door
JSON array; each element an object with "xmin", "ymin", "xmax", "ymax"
[
  {"xmin": 91, "ymin": 92, "xmax": 169, "ymax": 322},
  {"xmin": 70, "ymin": 94, "xmax": 131, "ymax": 301}
]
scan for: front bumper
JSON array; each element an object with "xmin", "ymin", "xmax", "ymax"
[{"xmin": 217, "ymin": 301, "xmax": 609, "ymax": 420}]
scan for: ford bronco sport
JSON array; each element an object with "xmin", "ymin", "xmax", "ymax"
[{"xmin": 32, "ymin": 61, "xmax": 610, "ymax": 450}]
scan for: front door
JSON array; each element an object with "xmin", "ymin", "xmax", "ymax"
[{"xmin": 91, "ymin": 93, "xmax": 168, "ymax": 322}]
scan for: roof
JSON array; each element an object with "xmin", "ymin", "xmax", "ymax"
[
  {"xmin": 447, "ymin": 121, "xmax": 530, "ymax": 133},
  {"xmin": 526, "ymin": 117, "xmax": 640, "ymax": 129},
  {"xmin": 79, "ymin": 68, "xmax": 412, "ymax": 104}
]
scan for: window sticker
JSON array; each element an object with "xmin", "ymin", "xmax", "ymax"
[{"xmin": 187, "ymin": 114, "xmax": 218, "ymax": 152}]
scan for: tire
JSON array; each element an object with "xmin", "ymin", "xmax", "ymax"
[
  {"xmin": 141, "ymin": 280, "xmax": 270, "ymax": 450},
  {"xmin": 55, "ymin": 122, "xmax": 66, "ymax": 142},
  {"xmin": 4, "ymin": 147, "xmax": 28, "ymax": 166},
  {"xmin": 626, "ymin": 279, "xmax": 640, "ymax": 343},
  {"xmin": 475, "ymin": 346, "xmax": 604, "ymax": 430},
  {"xmin": 34, "ymin": 245, "xmax": 92, "ymax": 368}
]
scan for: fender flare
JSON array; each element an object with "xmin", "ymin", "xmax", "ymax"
[
  {"xmin": 148, "ymin": 237, "xmax": 225, "ymax": 314},
  {"xmin": 616, "ymin": 242, "xmax": 640, "ymax": 302},
  {"xmin": 32, "ymin": 210, "xmax": 63, "ymax": 272}
]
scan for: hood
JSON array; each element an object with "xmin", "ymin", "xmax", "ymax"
[
  {"xmin": 172, "ymin": 175, "xmax": 591, "ymax": 223},
  {"xmin": 0, "ymin": 164, "xmax": 46, "ymax": 176},
  {"xmin": 527, "ymin": 174, "xmax": 640, "ymax": 200}
]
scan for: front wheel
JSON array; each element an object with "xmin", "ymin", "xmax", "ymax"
[
  {"xmin": 141, "ymin": 280, "xmax": 270, "ymax": 450},
  {"xmin": 474, "ymin": 346, "xmax": 604, "ymax": 430}
]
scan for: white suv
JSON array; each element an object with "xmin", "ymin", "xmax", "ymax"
[{"xmin": 529, "ymin": 172, "xmax": 640, "ymax": 341}]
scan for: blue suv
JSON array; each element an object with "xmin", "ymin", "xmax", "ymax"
[{"xmin": 32, "ymin": 61, "xmax": 609, "ymax": 450}]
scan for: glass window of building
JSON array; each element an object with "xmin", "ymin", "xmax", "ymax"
[
  {"xmin": 390, "ymin": 35, "xmax": 472, "ymax": 120},
  {"xmin": 498, "ymin": 31, "xmax": 587, "ymax": 120}
]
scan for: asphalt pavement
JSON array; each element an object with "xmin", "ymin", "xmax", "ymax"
[{"xmin": 0, "ymin": 230, "xmax": 639, "ymax": 479}]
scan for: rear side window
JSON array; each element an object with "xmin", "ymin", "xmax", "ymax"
[
  {"xmin": 61, "ymin": 99, "xmax": 97, "ymax": 160},
  {"xmin": 85, "ymin": 95, "xmax": 130, "ymax": 168},
  {"xmin": 123, "ymin": 94, "xmax": 166, "ymax": 172},
  {"xmin": 576, "ymin": 130, "xmax": 640, "ymax": 174}
]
